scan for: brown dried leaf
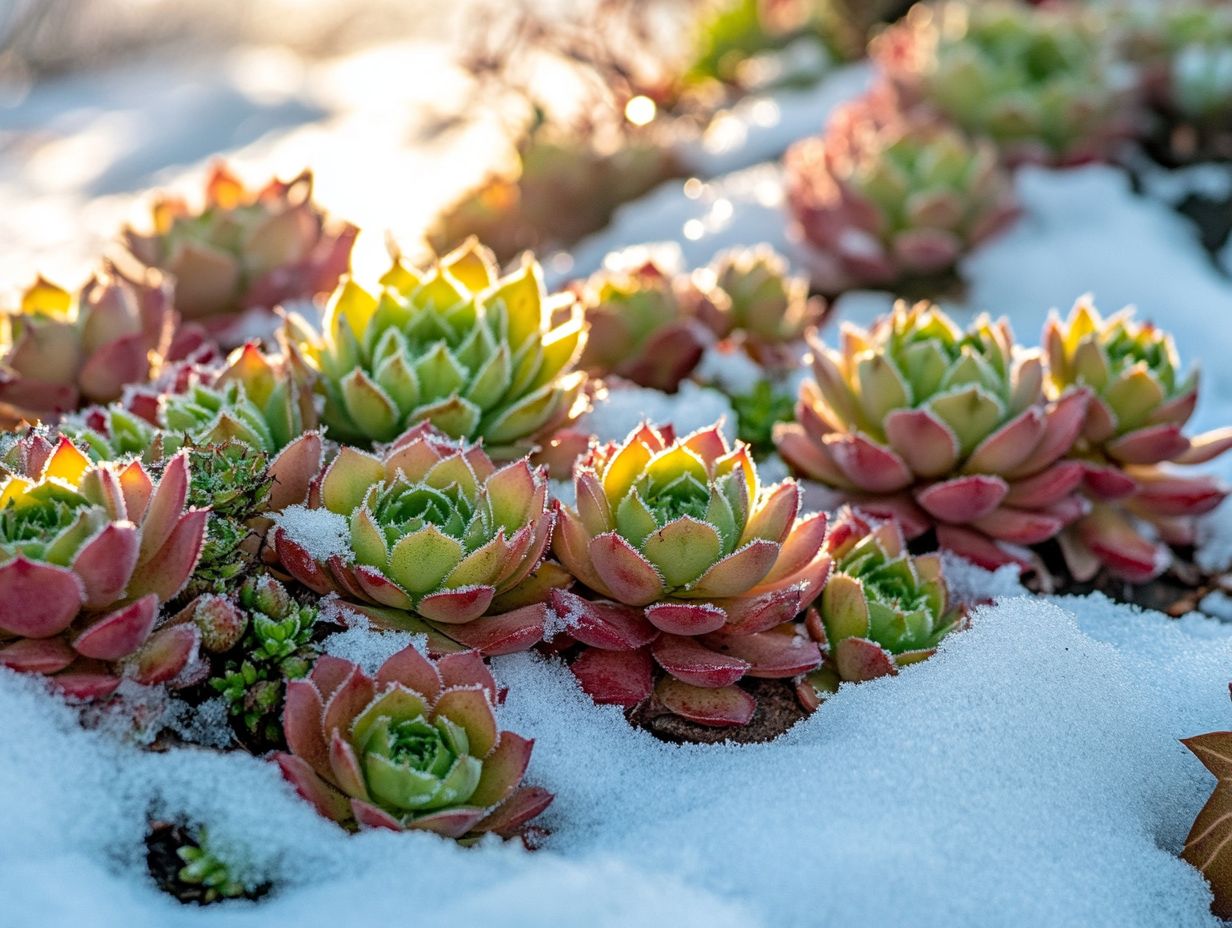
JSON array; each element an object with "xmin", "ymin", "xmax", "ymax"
[{"xmin": 1182, "ymin": 730, "xmax": 1232, "ymax": 918}]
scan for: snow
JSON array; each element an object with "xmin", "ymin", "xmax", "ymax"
[
  {"xmin": 321, "ymin": 617, "xmax": 425, "ymax": 672},
  {"xmin": 576, "ymin": 380, "xmax": 737, "ymax": 445},
  {"xmin": 5, "ymin": 583, "xmax": 1231, "ymax": 926},
  {"xmin": 271, "ymin": 506, "xmax": 352, "ymax": 562}
]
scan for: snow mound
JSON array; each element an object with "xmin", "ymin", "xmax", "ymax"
[
  {"xmin": 4, "ymin": 588, "xmax": 1230, "ymax": 926},
  {"xmin": 579, "ymin": 381, "xmax": 737, "ymax": 444}
]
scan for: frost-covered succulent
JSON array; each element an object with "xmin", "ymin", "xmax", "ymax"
[
  {"xmin": 550, "ymin": 422, "xmax": 828, "ymax": 727},
  {"xmin": 805, "ymin": 509, "xmax": 961, "ymax": 692},
  {"xmin": 0, "ymin": 438, "xmax": 206, "ymax": 698},
  {"xmin": 730, "ymin": 381, "xmax": 798, "ymax": 455},
  {"xmin": 286, "ymin": 239, "xmax": 587, "ymax": 458},
  {"xmin": 1044, "ymin": 298, "xmax": 1232, "ymax": 582},
  {"xmin": 775, "ymin": 301, "xmax": 1090, "ymax": 574},
  {"xmin": 274, "ymin": 645, "xmax": 552, "ymax": 839},
  {"xmin": 201, "ymin": 575, "xmax": 318, "ymax": 745},
  {"xmin": 272, "ymin": 424, "xmax": 556, "ymax": 655},
  {"xmin": 874, "ymin": 1, "xmax": 1137, "ymax": 166},
  {"xmin": 0, "ymin": 270, "xmax": 176, "ymax": 427},
  {"xmin": 784, "ymin": 91, "xmax": 1018, "ymax": 291},
  {"xmin": 122, "ymin": 163, "xmax": 356, "ymax": 325},
  {"xmin": 576, "ymin": 258, "xmax": 713, "ymax": 392}
]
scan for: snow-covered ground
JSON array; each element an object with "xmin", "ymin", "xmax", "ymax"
[{"xmin": 5, "ymin": 27, "xmax": 1232, "ymax": 928}]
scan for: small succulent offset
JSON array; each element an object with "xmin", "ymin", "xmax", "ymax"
[
  {"xmin": 874, "ymin": 1, "xmax": 1137, "ymax": 166},
  {"xmin": 122, "ymin": 162, "xmax": 357, "ymax": 325},
  {"xmin": 175, "ymin": 828, "xmax": 248, "ymax": 903},
  {"xmin": 0, "ymin": 270, "xmax": 175, "ymax": 427},
  {"xmin": 272, "ymin": 423, "xmax": 556, "ymax": 656},
  {"xmin": 550, "ymin": 422, "xmax": 829, "ymax": 727},
  {"xmin": 274, "ymin": 644, "xmax": 553, "ymax": 839},
  {"xmin": 784, "ymin": 91, "xmax": 1019, "ymax": 292},
  {"xmin": 698, "ymin": 245, "xmax": 823, "ymax": 366},
  {"xmin": 730, "ymin": 381, "xmax": 798, "ymax": 456},
  {"xmin": 575, "ymin": 258, "xmax": 713, "ymax": 393},
  {"xmin": 804, "ymin": 509, "xmax": 962, "ymax": 696},
  {"xmin": 0, "ymin": 438, "xmax": 206, "ymax": 698},
  {"xmin": 775, "ymin": 301, "xmax": 1091, "ymax": 574},
  {"xmin": 202, "ymin": 575, "xmax": 318, "ymax": 745},
  {"xmin": 286, "ymin": 239, "xmax": 587, "ymax": 459},
  {"xmin": 1044, "ymin": 298, "xmax": 1232, "ymax": 582}
]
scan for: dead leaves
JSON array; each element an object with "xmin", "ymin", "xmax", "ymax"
[{"xmin": 1182, "ymin": 730, "xmax": 1232, "ymax": 918}]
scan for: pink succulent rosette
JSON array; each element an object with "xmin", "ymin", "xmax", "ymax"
[
  {"xmin": 549, "ymin": 422, "xmax": 829, "ymax": 728},
  {"xmin": 0, "ymin": 269, "xmax": 181, "ymax": 428},
  {"xmin": 274, "ymin": 644, "xmax": 552, "ymax": 839},
  {"xmin": 775, "ymin": 302, "xmax": 1091, "ymax": 574},
  {"xmin": 1044, "ymin": 298, "xmax": 1232, "ymax": 582},
  {"xmin": 0, "ymin": 437, "xmax": 207, "ymax": 698},
  {"xmin": 272, "ymin": 424, "xmax": 558, "ymax": 656},
  {"xmin": 122, "ymin": 162, "xmax": 357, "ymax": 338},
  {"xmin": 784, "ymin": 89, "xmax": 1018, "ymax": 293}
]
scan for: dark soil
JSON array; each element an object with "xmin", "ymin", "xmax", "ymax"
[{"xmin": 628, "ymin": 677, "xmax": 809, "ymax": 746}]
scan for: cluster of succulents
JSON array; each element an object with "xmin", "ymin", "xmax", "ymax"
[
  {"xmin": 1114, "ymin": 1, "xmax": 1232, "ymax": 163},
  {"xmin": 785, "ymin": 89, "xmax": 1019, "ymax": 292},
  {"xmin": 774, "ymin": 297, "xmax": 1231, "ymax": 584},
  {"xmin": 872, "ymin": 1, "xmax": 1137, "ymax": 167},
  {"xmin": 572, "ymin": 244, "xmax": 821, "ymax": 394}
]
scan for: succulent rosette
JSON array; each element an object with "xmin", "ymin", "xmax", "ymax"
[
  {"xmin": 0, "ymin": 437, "xmax": 207, "ymax": 698},
  {"xmin": 550, "ymin": 422, "xmax": 829, "ymax": 727},
  {"xmin": 775, "ymin": 301, "xmax": 1091, "ymax": 573},
  {"xmin": 65, "ymin": 343, "xmax": 323, "ymax": 512},
  {"xmin": 576, "ymin": 258, "xmax": 713, "ymax": 393},
  {"xmin": 1043, "ymin": 298, "xmax": 1232, "ymax": 582},
  {"xmin": 272, "ymin": 424, "xmax": 556, "ymax": 655},
  {"xmin": 784, "ymin": 90, "xmax": 1018, "ymax": 293},
  {"xmin": 873, "ymin": 1, "xmax": 1137, "ymax": 166},
  {"xmin": 122, "ymin": 163, "xmax": 357, "ymax": 330},
  {"xmin": 286, "ymin": 239, "xmax": 587, "ymax": 458},
  {"xmin": 704, "ymin": 246, "xmax": 820, "ymax": 346},
  {"xmin": 429, "ymin": 132, "xmax": 678, "ymax": 264},
  {"xmin": 274, "ymin": 644, "xmax": 552, "ymax": 839},
  {"xmin": 0, "ymin": 270, "xmax": 178, "ymax": 428},
  {"xmin": 804, "ymin": 509, "xmax": 962, "ymax": 696}
]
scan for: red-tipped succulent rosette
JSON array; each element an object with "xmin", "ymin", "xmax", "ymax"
[
  {"xmin": 784, "ymin": 88, "xmax": 1018, "ymax": 293},
  {"xmin": 274, "ymin": 644, "xmax": 551, "ymax": 840},
  {"xmin": 122, "ymin": 162, "xmax": 357, "ymax": 340},
  {"xmin": 549, "ymin": 422, "xmax": 829, "ymax": 728},
  {"xmin": 1044, "ymin": 298, "xmax": 1232, "ymax": 582},
  {"xmin": 0, "ymin": 269, "xmax": 182, "ymax": 428},
  {"xmin": 271, "ymin": 424, "xmax": 558, "ymax": 656},
  {"xmin": 775, "ymin": 301, "xmax": 1091, "ymax": 575},
  {"xmin": 0, "ymin": 437, "xmax": 207, "ymax": 698}
]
